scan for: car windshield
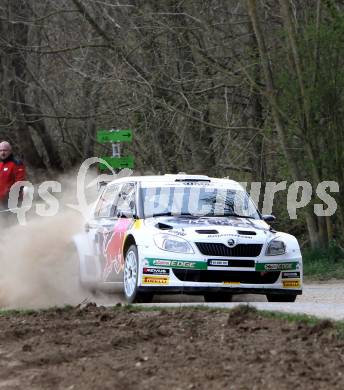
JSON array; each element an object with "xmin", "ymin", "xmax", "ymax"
[{"xmin": 141, "ymin": 184, "xmax": 260, "ymax": 219}]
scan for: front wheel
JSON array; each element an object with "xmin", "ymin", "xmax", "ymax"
[
  {"xmin": 266, "ymin": 294, "xmax": 297, "ymax": 302},
  {"xmin": 123, "ymin": 245, "xmax": 153, "ymax": 303}
]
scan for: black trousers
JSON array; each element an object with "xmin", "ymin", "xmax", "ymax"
[
  {"xmin": 0, "ymin": 199, "xmax": 7, "ymax": 211},
  {"xmin": 0, "ymin": 198, "xmax": 17, "ymax": 226}
]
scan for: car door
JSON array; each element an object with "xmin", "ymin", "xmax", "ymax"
[
  {"xmin": 84, "ymin": 183, "xmax": 122, "ymax": 285},
  {"xmin": 96, "ymin": 182, "xmax": 137, "ymax": 285}
]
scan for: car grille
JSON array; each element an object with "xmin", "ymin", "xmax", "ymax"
[
  {"xmin": 195, "ymin": 243, "xmax": 263, "ymax": 257},
  {"xmin": 172, "ymin": 269, "xmax": 280, "ymax": 284}
]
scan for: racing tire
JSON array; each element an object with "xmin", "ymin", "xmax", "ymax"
[
  {"xmin": 123, "ymin": 245, "xmax": 153, "ymax": 304},
  {"xmin": 266, "ymin": 294, "xmax": 297, "ymax": 302},
  {"xmin": 204, "ymin": 292, "xmax": 233, "ymax": 302}
]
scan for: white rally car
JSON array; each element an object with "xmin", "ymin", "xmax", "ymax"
[{"xmin": 74, "ymin": 174, "xmax": 302, "ymax": 303}]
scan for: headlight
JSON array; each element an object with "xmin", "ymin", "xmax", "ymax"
[
  {"xmin": 266, "ymin": 240, "xmax": 286, "ymax": 256},
  {"xmin": 154, "ymin": 234, "xmax": 194, "ymax": 254}
]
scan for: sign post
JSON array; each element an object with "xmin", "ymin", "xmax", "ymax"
[
  {"xmin": 97, "ymin": 128, "xmax": 134, "ymax": 171},
  {"xmin": 96, "ymin": 129, "xmax": 133, "ymax": 143}
]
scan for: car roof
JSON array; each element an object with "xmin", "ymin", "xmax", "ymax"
[{"xmin": 106, "ymin": 174, "xmax": 244, "ymax": 190}]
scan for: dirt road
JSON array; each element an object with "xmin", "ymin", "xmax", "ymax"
[
  {"xmin": 1, "ymin": 282, "xmax": 344, "ymax": 389},
  {"xmin": 0, "ymin": 304, "xmax": 344, "ymax": 390}
]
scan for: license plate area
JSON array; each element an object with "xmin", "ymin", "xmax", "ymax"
[{"xmin": 207, "ymin": 259, "xmax": 255, "ymax": 268}]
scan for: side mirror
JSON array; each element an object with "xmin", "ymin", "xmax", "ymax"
[{"xmin": 262, "ymin": 214, "xmax": 276, "ymax": 223}]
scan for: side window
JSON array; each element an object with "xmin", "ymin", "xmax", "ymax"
[
  {"xmin": 96, "ymin": 184, "xmax": 121, "ymax": 218},
  {"xmin": 116, "ymin": 183, "xmax": 136, "ymax": 218}
]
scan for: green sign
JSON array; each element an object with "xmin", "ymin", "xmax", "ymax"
[
  {"xmin": 145, "ymin": 258, "xmax": 207, "ymax": 270},
  {"xmin": 97, "ymin": 129, "xmax": 132, "ymax": 143},
  {"xmin": 99, "ymin": 156, "xmax": 134, "ymax": 170},
  {"xmin": 255, "ymin": 262, "xmax": 298, "ymax": 272}
]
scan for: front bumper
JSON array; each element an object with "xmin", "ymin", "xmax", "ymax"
[{"xmin": 138, "ymin": 251, "xmax": 303, "ymax": 295}]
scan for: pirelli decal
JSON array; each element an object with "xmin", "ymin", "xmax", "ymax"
[
  {"xmin": 283, "ymin": 279, "xmax": 301, "ymax": 288},
  {"xmin": 255, "ymin": 262, "xmax": 298, "ymax": 272},
  {"xmin": 142, "ymin": 276, "xmax": 169, "ymax": 285}
]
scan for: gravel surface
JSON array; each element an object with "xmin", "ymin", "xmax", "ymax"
[
  {"xmin": 298, "ymin": 281, "xmax": 344, "ymax": 304},
  {"xmin": 95, "ymin": 281, "xmax": 344, "ymax": 321}
]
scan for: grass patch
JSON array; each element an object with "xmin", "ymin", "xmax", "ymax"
[
  {"xmin": 259, "ymin": 308, "xmax": 344, "ymax": 339},
  {"xmin": 260, "ymin": 308, "xmax": 326, "ymax": 326},
  {"xmin": 0, "ymin": 305, "xmax": 75, "ymax": 317},
  {"xmin": 303, "ymin": 244, "xmax": 344, "ymax": 280},
  {"xmin": 0, "ymin": 308, "xmax": 38, "ymax": 317}
]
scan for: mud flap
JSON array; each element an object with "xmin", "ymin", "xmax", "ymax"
[{"xmin": 73, "ymin": 233, "xmax": 102, "ymax": 284}]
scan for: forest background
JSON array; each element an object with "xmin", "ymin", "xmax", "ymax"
[{"xmin": 0, "ymin": 0, "xmax": 343, "ymax": 273}]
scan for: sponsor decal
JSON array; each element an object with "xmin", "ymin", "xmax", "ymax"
[
  {"xmin": 283, "ymin": 280, "xmax": 301, "ymax": 288},
  {"xmin": 160, "ymin": 217, "xmax": 268, "ymax": 231},
  {"xmin": 143, "ymin": 267, "xmax": 170, "ymax": 275},
  {"xmin": 255, "ymin": 262, "xmax": 298, "ymax": 272},
  {"xmin": 142, "ymin": 276, "xmax": 169, "ymax": 285},
  {"xmin": 207, "ymin": 233, "xmax": 253, "ymax": 239},
  {"xmin": 146, "ymin": 258, "xmax": 207, "ymax": 270},
  {"xmin": 171, "ymin": 229, "xmax": 187, "ymax": 237},
  {"xmin": 100, "ymin": 218, "xmax": 133, "ymax": 281},
  {"xmin": 282, "ymin": 272, "xmax": 300, "ymax": 279},
  {"xmin": 133, "ymin": 219, "xmax": 142, "ymax": 229},
  {"xmin": 208, "ymin": 259, "xmax": 229, "ymax": 266},
  {"xmin": 223, "ymin": 281, "xmax": 240, "ymax": 285},
  {"xmin": 152, "ymin": 259, "xmax": 170, "ymax": 266}
]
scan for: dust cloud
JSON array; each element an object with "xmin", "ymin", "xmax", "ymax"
[
  {"xmin": 0, "ymin": 172, "xmax": 98, "ymax": 309},
  {"xmin": 0, "ymin": 211, "xmax": 86, "ymax": 309}
]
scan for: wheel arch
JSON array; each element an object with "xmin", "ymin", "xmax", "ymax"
[
  {"xmin": 72, "ymin": 233, "xmax": 99, "ymax": 284},
  {"xmin": 123, "ymin": 234, "xmax": 137, "ymax": 257}
]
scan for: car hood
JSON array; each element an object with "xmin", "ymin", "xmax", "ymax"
[{"xmin": 145, "ymin": 216, "xmax": 276, "ymax": 243}]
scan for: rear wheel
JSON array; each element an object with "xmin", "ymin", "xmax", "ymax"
[
  {"xmin": 123, "ymin": 245, "xmax": 153, "ymax": 303},
  {"xmin": 266, "ymin": 294, "xmax": 297, "ymax": 302},
  {"xmin": 204, "ymin": 292, "xmax": 233, "ymax": 302}
]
